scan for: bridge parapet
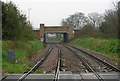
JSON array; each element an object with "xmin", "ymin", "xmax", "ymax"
[{"xmin": 44, "ymin": 26, "xmax": 67, "ymax": 32}]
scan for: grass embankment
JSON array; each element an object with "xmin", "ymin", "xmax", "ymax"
[
  {"xmin": 2, "ymin": 40, "xmax": 44, "ymax": 73},
  {"xmin": 69, "ymin": 38, "xmax": 120, "ymax": 61}
]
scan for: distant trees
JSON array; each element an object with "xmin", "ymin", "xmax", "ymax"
[
  {"xmin": 88, "ymin": 12, "xmax": 104, "ymax": 28},
  {"xmin": 1, "ymin": 1, "xmax": 35, "ymax": 40},
  {"xmin": 99, "ymin": 9, "xmax": 118, "ymax": 38},
  {"xmin": 61, "ymin": 1, "xmax": 119, "ymax": 39},
  {"xmin": 61, "ymin": 12, "xmax": 88, "ymax": 30}
]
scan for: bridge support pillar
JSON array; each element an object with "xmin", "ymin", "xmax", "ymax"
[
  {"xmin": 40, "ymin": 24, "xmax": 45, "ymax": 42},
  {"xmin": 68, "ymin": 24, "xmax": 74, "ymax": 40}
]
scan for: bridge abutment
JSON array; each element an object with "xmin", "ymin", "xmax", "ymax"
[
  {"xmin": 68, "ymin": 24, "xmax": 74, "ymax": 40},
  {"xmin": 40, "ymin": 24, "xmax": 45, "ymax": 42}
]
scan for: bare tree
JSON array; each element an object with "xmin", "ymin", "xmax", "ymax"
[
  {"xmin": 88, "ymin": 12, "xmax": 104, "ymax": 27},
  {"xmin": 61, "ymin": 12, "xmax": 88, "ymax": 30}
]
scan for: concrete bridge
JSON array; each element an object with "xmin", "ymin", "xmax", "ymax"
[{"xmin": 39, "ymin": 24, "xmax": 74, "ymax": 42}]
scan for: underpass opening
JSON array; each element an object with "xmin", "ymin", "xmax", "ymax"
[
  {"xmin": 44, "ymin": 33, "xmax": 46, "ymax": 43},
  {"xmin": 63, "ymin": 33, "xmax": 68, "ymax": 42},
  {"xmin": 45, "ymin": 33, "xmax": 65, "ymax": 43}
]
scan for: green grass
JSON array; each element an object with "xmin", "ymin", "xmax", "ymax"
[
  {"xmin": 69, "ymin": 38, "xmax": 120, "ymax": 61},
  {"xmin": 34, "ymin": 68, "xmax": 44, "ymax": 73},
  {"xmin": 2, "ymin": 40, "xmax": 44, "ymax": 73}
]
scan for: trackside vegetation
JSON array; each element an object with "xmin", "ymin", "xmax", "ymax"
[
  {"xmin": 0, "ymin": 1, "xmax": 45, "ymax": 73},
  {"xmin": 69, "ymin": 38, "xmax": 120, "ymax": 61},
  {"xmin": 2, "ymin": 40, "xmax": 44, "ymax": 73}
]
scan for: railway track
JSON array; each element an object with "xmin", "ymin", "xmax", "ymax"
[
  {"xmin": 17, "ymin": 44, "xmax": 61, "ymax": 81},
  {"xmin": 66, "ymin": 44, "xmax": 120, "ymax": 72},
  {"xmin": 2, "ymin": 43, "xmax": 119, "ymax": 81},
  {"xmin": 57, "ymin": 44, "xmax": 88, "ymax": 73},
  {"xmin": 60, "ymin": 44, "xmax": 120, "ymax": 81},
  {"xmin": 54, "ymin": 46, "xmax": 61, "ymax": 81},
  {"xmin": 17, "ymin": 46, "xmax": 53, "ymax": 81}
]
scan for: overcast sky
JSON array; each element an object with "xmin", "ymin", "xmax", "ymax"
[{"xmin": 1, "ymin": 0, "xmax": 119, "ymax": 28}]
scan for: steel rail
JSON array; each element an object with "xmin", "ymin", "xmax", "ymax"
[
  {"xmin": 62, "ymin": 44, "xmax": 104, "ymax": 81},
  {"xmin": 17, "ymin": 47, "xmax": 53, "ymax": 81},
  {"xmin": 54, "ymin": 46, "xmax": 61, "ymax": 81},
  {"xmin": 67, "ymin": 44, "xmax": 120, "ymax": 72}
]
